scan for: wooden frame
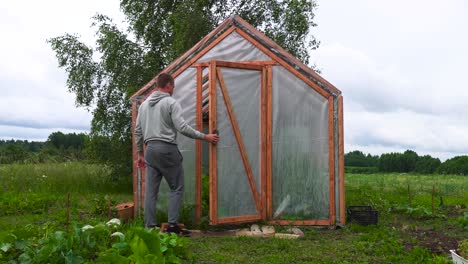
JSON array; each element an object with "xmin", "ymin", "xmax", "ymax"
[
  {"xmin": 260, "ymin": 66, "xmax": 267, "ymax": 219},
  {"xmin": 234, "ymin": 28, "xmax": 331, "ymax": 99},
  {"xmin": 266, "ymin": 65, "xmax": 273, "ymax": 219},
  {"xmin": 193, "ymin": 60, "xmax": 277, "ymax": 68},
  {"xmin": 208, "ymin": 61, "xmax": 265, "ymax": 224},
  {"xmin": 328, "ymin": 97, "xmax": 336, "ymax": 225},
  {"xmin": 131, "ymin": 101, "xmax": 138, "ymax": 216},
  {"xmin": 131, "ymin": 16, "xmax": 344, "ymax": 226},
  {"xmin": 208, "ymin": 61, "xmax": 218, "ymax": 224},
  {"xmin": 195, "ymin": 66, "xmax": 204, "ymax": 224},
  {"xmin": 216, "ymin": 67, "xmax": 262, "ymax": 211},
  {"xmin": 338, "ymin": 96, "xmax": 345, "ymax": 224}
]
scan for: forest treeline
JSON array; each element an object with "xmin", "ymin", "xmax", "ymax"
[
  {"xmin": 345, "ymin": 150, "xmax": 468, "ymax": 175},
  {"xmin": 2, "ymin": 132, "xmax": 467, "ymax": 176}
]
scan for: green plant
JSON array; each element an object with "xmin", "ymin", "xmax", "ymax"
[
  {"xmin": 457, "ymin": 213, "xmax": 468, "ymax": 230},
  {"xmin": 458, "ymin": 239, "xmax": 468, "ymax": 259},
  {"xmin": 0, "ymin": 220, "xmax": 187, "ymax": 263}
]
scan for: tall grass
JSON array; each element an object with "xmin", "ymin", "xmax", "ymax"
[
  {"xmin": 0, "ymin": 162, "xmax": 131, "ymax": 194},
  {"xmin": 346, "ymin": 173, "xmax": 467, "ymax": 218},
  {"xmin": 0, "ymin": 162, "xmax": 132, "ymax": 220}
]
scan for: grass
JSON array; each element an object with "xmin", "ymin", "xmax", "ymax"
[
  {"xmin": 0, "ymin": 163, "xmax": 467, "ymax": 263},
  {"xmin": 0, "ymin": 162, "xmax": 133, "ymax": 234}
]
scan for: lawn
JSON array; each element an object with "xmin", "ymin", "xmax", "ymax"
[{"xmin": 0, "ymin": 163, "xmax": 467, "ymax": 263}]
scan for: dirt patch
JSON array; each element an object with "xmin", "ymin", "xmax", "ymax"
[{"xmin": 403, "ymin": 227, "xmax": 459, "ymax": 254}]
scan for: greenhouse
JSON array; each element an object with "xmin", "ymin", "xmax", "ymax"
[{"xmin": 130, "ymin": 15, "xmax": 345, "ymax": 226}]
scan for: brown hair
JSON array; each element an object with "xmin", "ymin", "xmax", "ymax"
[{"xmin": 156, "ymin": 73, "xmax": 174, "ymax": 88}]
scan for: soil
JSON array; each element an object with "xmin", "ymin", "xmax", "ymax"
[{"xmin": 403, "ymin": 227, "xmax": 460, "ymax": 254}]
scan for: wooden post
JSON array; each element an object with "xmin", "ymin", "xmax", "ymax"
[
  {"xmin": 432, "ymin": 184, "xmax": 435, "ymax": 215},
  {"xmin": 208, "ymin": 61, "xmax": 218, "ymax": 224},
  {"xmin": 66, "ymin": 192, "xmax": 70, "ymax": 233},
  {"xmin": 195, "ymin": 66, "xmax": 203, "ymax": 224},
  {"xmin": 328, "ymin": 97, "xmax": 336, "ymax": 225}
]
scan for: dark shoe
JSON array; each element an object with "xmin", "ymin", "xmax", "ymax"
[{"xmin": 165, "ymin": 223, "xmax": 191, "ymax": 237}]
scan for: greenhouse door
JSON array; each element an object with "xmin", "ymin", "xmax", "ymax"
[{"xmin": 207, "ymin": 61, "xmax": 269, "ymax": 224}]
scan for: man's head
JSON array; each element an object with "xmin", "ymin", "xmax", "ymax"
[{"xmin": 156, "ymin": 73, "xmax": 175, "ymax": 95}]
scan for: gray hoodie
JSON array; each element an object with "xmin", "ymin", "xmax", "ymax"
[{"xmin": 134, "ymin": 91, "xmax": 205, "ymax": 152}]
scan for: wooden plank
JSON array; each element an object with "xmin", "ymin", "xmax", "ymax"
[
  {"xmin": 131, "ymin": 101, "xmax": 138, "ymax": 216},
  {"xmin": 202, "ymin": 92, "xmax": 209, "ymax": 101},
  {"xmin": 208, "ymin": 61, "xmax": 218, "ymax": 225},
  {"xmin": 195, "ymin": 66, "xmax": 203, "ymax": 224},
  {"xmin": 202, "ymin": 83, "xmax": 209, "ymax": 91},
  {"xmin": 193, "ymin": 60, "xmax": 278, "ymax": 67},
  {"xmin": 338, "ymin": 96, "xmax": 345, "ymax": 224},
  {"xmin": 260, "ymin": 66, "xmax": 267, "ymax": 220},
  {"xmin": 215, "ymin": 61, "xmax": 263, "ymax": 70},
  {"xmin": 217, "ymin": 215, "xmax": 263, "ymax": 224},
  {"xmin": 233, "ymin": 16, "xmax": 341, "ymax": 96},
  {"xmin": 234, "ymin": 28, "xmax": 331, "ymax": 99},
  {"xmin": 216, "ymin": 67, "xmax": 262, "ymax": 213},
  {"xmin": 131, "ymin": 18, "xmax": 235, "ymax": 99},
  {"xmin": 268, "ymin": 219, "xmax": 330, "ymax": 226},
  {"xmin": 266, "ymin": 65, "xmax": 273, "ymax": 219},
  {"xmin": 328, "ymin": 96, "xmax": 336, "ymax": 225}
]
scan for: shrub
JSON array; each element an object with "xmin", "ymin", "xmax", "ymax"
[{"xmin": 345, "ymin": 166, "xmax": 379, "ymax": 174}]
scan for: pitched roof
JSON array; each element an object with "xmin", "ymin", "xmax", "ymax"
[{"xmin": 131, "ymin": 15, "xmax": 341, "ymax": 100}]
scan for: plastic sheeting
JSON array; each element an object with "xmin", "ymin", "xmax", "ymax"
[
  {"xmin": 271, "ymin": 66, "xmax": 330, "ymax": 220},
  {"xmin": 215, "ymin": 68, "xmax": 262, "ymax": 218},
  {"xmin": 198, "ymin": 31, "xmax": 270, "ymax": 62}
]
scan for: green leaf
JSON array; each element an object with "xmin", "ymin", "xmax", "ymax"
[{"xmin": 0, "ymin": 243, "xmax": 12, "ymax": 252}]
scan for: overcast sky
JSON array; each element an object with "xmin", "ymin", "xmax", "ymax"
[{"xmin": 1, "ymin": 1, "xmax": 467, "ymax": 160}]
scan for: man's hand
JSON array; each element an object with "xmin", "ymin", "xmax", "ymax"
[
  {"xmin": 205, "ymin": 134, "xmax": 220, "ymax": 144},
  {"xmin": 137, "ymin": 152, "xmax": 146, "ymax": 168}
]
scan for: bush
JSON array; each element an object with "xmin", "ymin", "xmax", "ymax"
[
  {"xmin": 345, "ymin": 166, "xmax": 379, "ymax": 174},
  {"xmin": 437, "ymin": 156, "xmax": 468, "ymax": 175}
]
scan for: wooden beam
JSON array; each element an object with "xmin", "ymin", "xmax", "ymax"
[
  {"xmin": 268, "ymin": 219, "xmax": 330, "ymax": 226},
  {"xmin": 195, "ymin": 66, "xmax": 203, "ymax": 224},
  {"xmin": 234, "ymin": 28, "xmax": 331, "ymax": 99},
  {"xmin": 202, "ymin": 83, "xmax": 209, "ymax": 91},
  {"xmin": 260, "ymin": 66, "xmax": 267, "ymax": 220},
  {"xmin": 215, "ymin": 61, "xmax": 263, "ymax": 70},
  {"xmin": 216, "ymin": 67, "xmax": 262, "ymax": 213},
  {"xmin": 208, "ymin": 61, "xmax": 218, "ymax": 225},
  {"xmin": 328, "ymin": 96, "xmax": 336, "ymax": 225},
  {"xmin": 131, "ymin": 18, "xmax": 236, "ymax": 99},
  {"xmin": 193, "ymin": 60, "xmax": 278, "ymax": 68},
  {"xmin": 266, "ymin": 65, "xmax": 273, "ymax": 219},
  {"xmin": 131, "ymin": 101, "xmax": 138, "ymax": 217},
  {"xmin": 338, "ymin": 96, "xmax": 345, "ymax": 224},
  {"xmin": 202, "ymin": 92, "xmax": 209, "ymax": 101},
  {"xmin": 217, "ymin": 215, "xmax": 263, "ymax": 224},
  {"xmin": 233, "ymin": 16, "xmax": 341, "ymax": 96}
]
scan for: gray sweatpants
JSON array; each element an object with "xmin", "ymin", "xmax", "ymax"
[{"xmin": 144, "ymin": 140, "xmax": 184, "ymax": 228}]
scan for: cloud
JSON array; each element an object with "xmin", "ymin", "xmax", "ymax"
[
  {"xmin": 0, "ymin": 0, "xmax": 124, "ymax": 140},
  {"xmin": 312, "ymin": 42, "xmax": 468, "ymax": 160}
]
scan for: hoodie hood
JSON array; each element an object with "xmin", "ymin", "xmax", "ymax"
[{"xmin": 148, "ymin": 91, "xmax": 170, "ymax": 107}]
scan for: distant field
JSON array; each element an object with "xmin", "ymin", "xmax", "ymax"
[{"xmin": 0, "ymin": 163, "xmax": 466, "ymax": 263}]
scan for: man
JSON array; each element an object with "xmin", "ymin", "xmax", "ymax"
[{"xmin": 135, "ymin": 73, "xmax": 219, "ymax": 236}]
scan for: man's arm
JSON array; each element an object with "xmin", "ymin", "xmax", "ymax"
[
  {"xmin": 170, "ymin": 101, "xmax": 206, "ymax": 139},
  {"xmin": 171, "ymin": 101, "xmax": 219, "ymax": 143}
]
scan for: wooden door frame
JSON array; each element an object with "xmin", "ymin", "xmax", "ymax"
[{"xmin": 194, "ymin": 60, "xmax": 338, "ymax": 226}]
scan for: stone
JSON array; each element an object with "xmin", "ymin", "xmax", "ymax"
[
  {"xmin": 250, "ymin": 224, "xmax": 261, "ymax": 232},
  {"xmin": 286, "ymin": 227, "xmax": 305, "ymax": 237},
  {"xmin": 274, "ymin": 233, "xmax": 300, "ymax": 239},
  {"xmin": 261, "ymin": 225, "xmax": 276, "ymax": 237},
  {"xmin": 236, "ymin": 228, "xmax": 253, "ymax": 237}
]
